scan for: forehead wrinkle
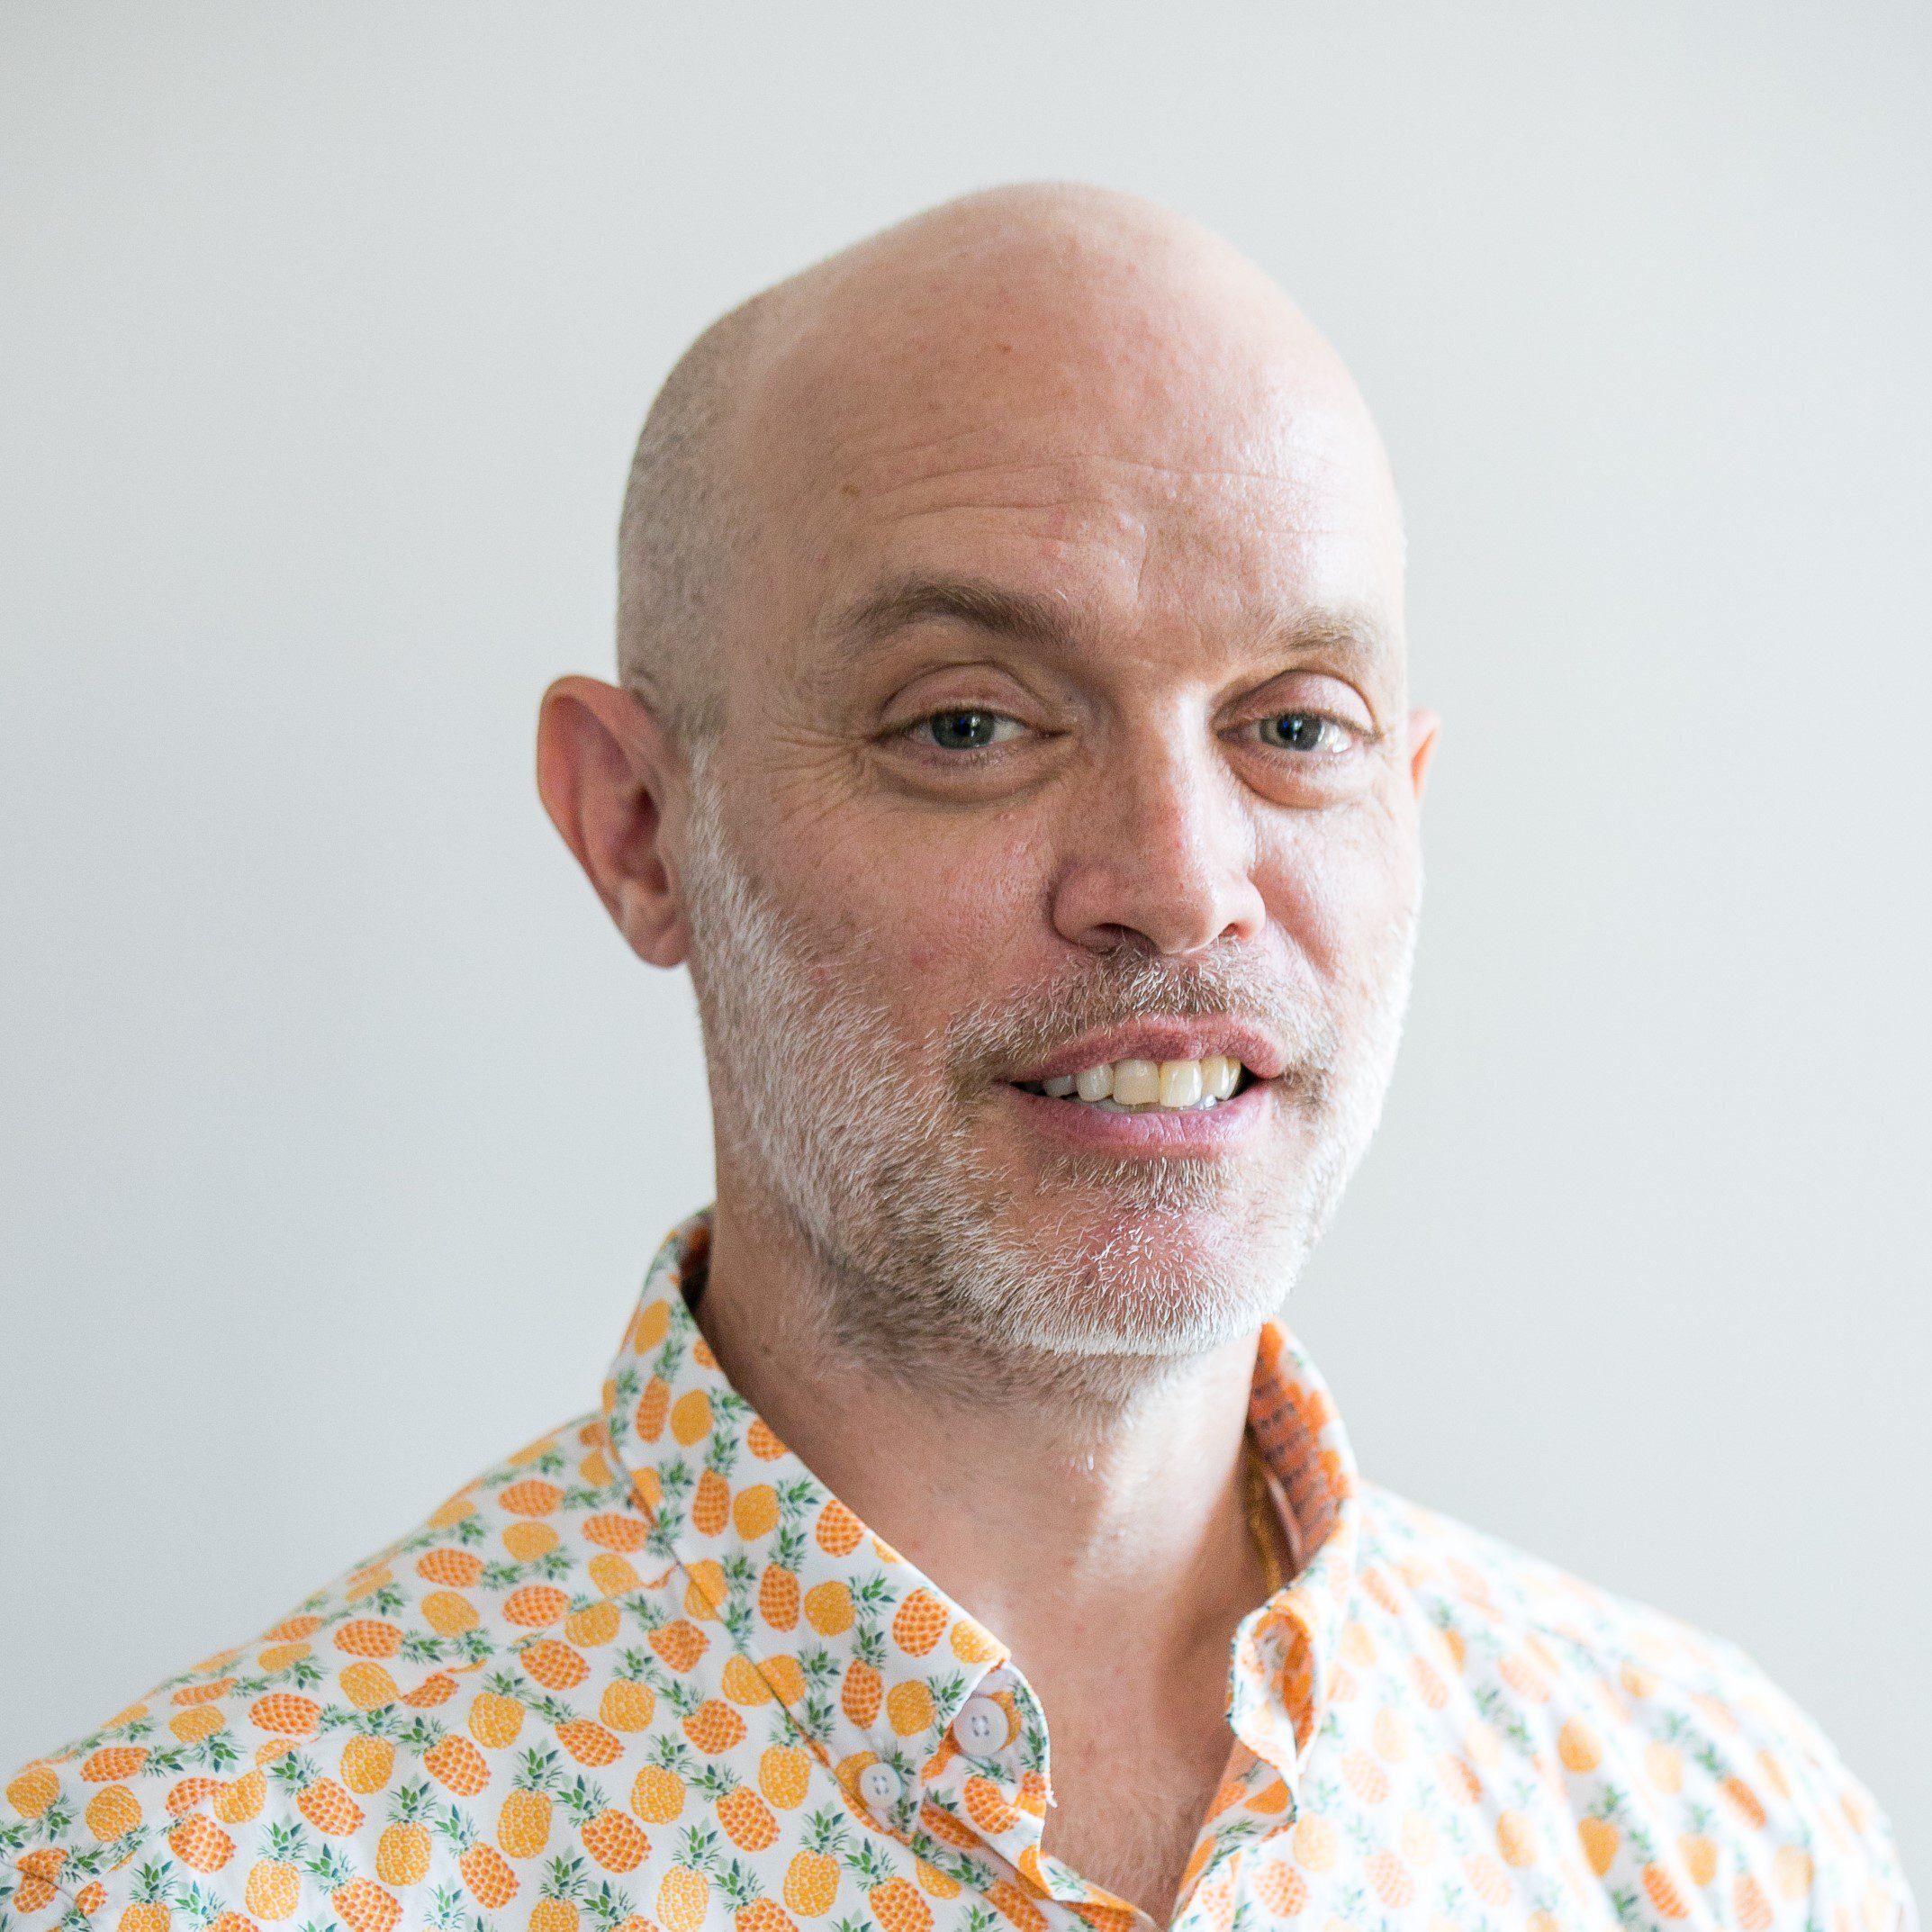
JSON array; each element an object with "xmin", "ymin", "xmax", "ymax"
[
  {"xmin": 825, "ymin": 438, "xmax": 1368, "ymax": 507},
  {"xmin": 808, "ymin": 444, "xmax": 1377, "ymax": 571}
]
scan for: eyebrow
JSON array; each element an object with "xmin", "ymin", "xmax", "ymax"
[
  {"xmin": 829, "ymin": 572, "xmax": 1395, "ymax": 679},
  {"xmin": 837, "ymin": 576, "xmax": 1079, "ymax": 656}
]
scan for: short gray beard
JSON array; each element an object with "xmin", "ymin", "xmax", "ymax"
[{"xmin": 679, "ymin": 754, "xmax": 1416, "ymax": 1406}]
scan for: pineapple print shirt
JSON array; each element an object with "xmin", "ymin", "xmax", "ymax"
[{"xmin": 4, "ymin": 1208, "xmax": 1913, "ymax": 1932}]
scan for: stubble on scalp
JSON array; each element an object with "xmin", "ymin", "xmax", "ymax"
[{"xmin": 615, "ymin": 293, "xmax": 772, "ymax": 746}]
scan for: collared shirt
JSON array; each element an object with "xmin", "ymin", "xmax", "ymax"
[{"xmin": 4, "ymin": 1208, "xmax": 1913, "ymax": 1932}]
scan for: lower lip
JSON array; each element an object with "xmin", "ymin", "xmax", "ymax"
[{"xmin": 1005, "ymin": 1078, "xmax": 1276, "ymax": 1155}]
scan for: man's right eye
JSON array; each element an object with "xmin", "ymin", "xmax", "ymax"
[{"xmin": 909, "ymin": 709, "xmax": 1023, "ymax": 752}]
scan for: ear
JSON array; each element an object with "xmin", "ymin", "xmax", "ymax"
[
  {"xmin": 1405, "ymin": 707, "xmax": 1440, "ymax": 801},
  {"xmin": 536, "ymin": 675, "xmax": 692, "ymax": 968}
]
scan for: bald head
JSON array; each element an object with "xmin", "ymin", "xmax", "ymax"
[{"xmin": 615, "ymin": 184, "xmax": 1399, "ymax": 744}]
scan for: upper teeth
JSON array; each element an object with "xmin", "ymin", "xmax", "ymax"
[{"xmin": 1038, "ymin": 1056, "xmax": 1243, "ymax": 1110}]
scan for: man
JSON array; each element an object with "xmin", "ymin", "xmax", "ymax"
[{"xmin": 4, "ymin": 185, "xmax": 1910, "ymax": 1931}]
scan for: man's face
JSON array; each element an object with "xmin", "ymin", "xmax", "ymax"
[{"xmin": 678, "ymin": 250, "xmax": 1431, "ymax": 1376}]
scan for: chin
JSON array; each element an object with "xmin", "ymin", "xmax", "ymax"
[{"xmin": 950, "ymin": 1182, "xmax": 1314, "ymax": 1361}]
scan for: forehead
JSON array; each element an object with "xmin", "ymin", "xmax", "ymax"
[{"xmin": 732, "ymin": 263, "xmax": 1405, "ymax": 675}]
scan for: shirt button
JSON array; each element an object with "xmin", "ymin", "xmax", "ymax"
[
  {"xmin": 952, "ymin": 1696, "xmax": 1007, "ymax": 1755},
  {"xmin": 857, "ymin": 1762, "xmax": 904, "ymax": 1811}
]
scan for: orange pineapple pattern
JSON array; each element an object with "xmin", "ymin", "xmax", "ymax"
[{"xmin": 3, "ymin": 1208, "xmax": 1912, "ymax": 1932}]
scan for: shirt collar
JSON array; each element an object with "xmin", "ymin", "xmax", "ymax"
[{"xmin": 600, "ymin": 1208, "xmax": 1360, "ymax": 1891}]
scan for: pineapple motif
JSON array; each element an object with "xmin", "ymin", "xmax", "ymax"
[
  {"xmin": 889, "ymin": 1592, "xmax": 946, "ymax": 1659},
  {"xmin": 373, "ymin": 1783, "xmax": 435, "ymax": 1887},
  {"xmin": 558, "ymin": 1776, "xmax": 652, "ymax": 1874},
  {"xmin": 758, "ymin": 1723, "xmax": 813, "ymax": 1812},
  {"xmin": 883, "ymin": 1677, "xmax": 938, "ymax": 1740},
  {"xmin": 519, "ymin": 1639, "xmax": 591, "ymax": 1693},
  {"xmin": 670, "ymin": 1388, "xmax": 713, "ymax": 1448},
  {"xmin": 506, "ymin": 1584, "xmax": 574, "ymax": 1630},
  {"xmin": 435, "ymin": 1803, "xmax": 519, "ymax": 1909},
  {"xmin": 1676, "ymin": 1801, "xmax": 1720, "ymax": 1887},
  {"xmin": 498, "ymin": 1748, "xmax": 561, "ymax": 1859},
  {"xmin": 530, "ymin": 1854, "xmax": 591, "ymax": 1932},
  {"xmin": 667, "ymin": 1681, "xmax": 746, "ymax": 1756},
  {"xmin": 655, "ymin": 1825, "xmax": 720, "ymax": 1932},
  {"xmin": 1628, "ymin": 1826, "xmax": 1693, "ymax": 1920},
  {"xmin": 214, "ymin": 1767, "xmax": 267, "ymax": 1824},
  {"xmin": 165, "ymin": 1811, "xmax": 236, "ymax": 1873},
  {"xmin": 599, "ymin": 1652, "xmax": 660, "ymax": 1734},
  {"xmin": 640, "ymin": 1602, "xmax": 710, "ymax": 1675},
  {"xmin": 83, "ymin": 1783, "xmax": 142, "ymax": 1844},
  {"xmin": 467, "ymin": 1672, "xmax": 529, "ymax": 1750},
  {"xmin": 629, "ymin": 1735, "xmax": 696, "ymax": 1825},
  {"xmin": 719, "ymin": 1654, "xmax": 776, "ymax": 1708},
  {"xmin": 337, "ymin": 1711, "xmax": 399, "ymax": 1796},
  {"xmin": 248, "ymin": 1694, "xmax": 321, "ymax": 1738},
  {"xmin": 565, "ymin": 1598, "xmax": 624, "ymax": 1649},
  {"xmin": 552, "ymin": 1715, "xmax": 624, "ymax": 1771},
  {"xmin": 116, "ymin": 1863, "xmax": 181, "ymax": 1932},
  {"xmin": 5, "ymin": 1765, "xmax": 60, "ymax": 1820},
  {"xmin": 500, "ymin": 1478, "xmax": 565, "ymax": 1519},
  {"xmin": 961, "ymin": 1774, "xmax": 1016, "ymax": 1837},
  {"xmin": 718, "ymin": 1857, "xmax": 799, "ymax": 1932},
  {"xmin": 814, "ymin": 1500, "xmax": 863, "ymax": 1560},
  {"xmin": 311, "ymin": 1845, "xmax": 402, "ymax": 1932},
  {"xmin": 415, "ymin": 1547, "xmax": 484, "ymax": 1591},
  {"xmin": 844, "ymin": 1842, "xmax": 933, "ymax": 1932},
  {"xmin": 839, "ymin": 1626, "xmax": 887, "ymax": 1730},
  {"xmin": 731, "ymin": 1483, "xmax": 781, "ymax": 1542},
  {"xmin": 696, "ymin": 1766, "xmax": 777, "ymax": 1853},
  {"xmin": 759, "ymin": 1527, "xmax": 808, "ymax": 1632},
  {"xmin": 240, "ymin": 1820, "xmax": 309, "ymax": 1921},
  {"xmin": 271, "ymin": 1752, "xmax": 365, "ymax": 1838},
  {"xmin": 782, "ymin": 1810, "xmax": 850, "ymax": 1918},
  {"xmin": 429, "ymin": 1727, "xmax": 495, "ymax": 1799},
  {"xmin": 691, "ymin": 1437, "xmax": 739, "ymax": 1538}
]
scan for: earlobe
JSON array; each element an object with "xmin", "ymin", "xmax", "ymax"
[
  {"xmin": 1406, "ymin": 708, "xmax": 1440, "ymax": 801},
  {"xmin": 535, "ymin": 675, "xmax": 692, "ymax": 969}
]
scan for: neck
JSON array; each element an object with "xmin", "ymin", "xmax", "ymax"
[{"xmin": 691, "ymin": 1182, "xmax": 1269, "ymax": 1716}]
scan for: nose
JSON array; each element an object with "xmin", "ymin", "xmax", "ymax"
[{"xmin": 1050, "ymin": 728, "xmax": 1267, "ymax": 958}]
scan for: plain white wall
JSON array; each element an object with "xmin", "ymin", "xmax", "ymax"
[{"xmin": 3, "ymin": 0, "xmax": 1926, "ymax": 1891}]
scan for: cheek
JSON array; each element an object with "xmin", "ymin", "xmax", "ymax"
[
  {"xmin": 795, "ymin": 811, "xmax": 1051, "ymax": 1001},
  {"xmin": 1259, "ymin": 800, "xmax": 1420, "ymax": 987}
]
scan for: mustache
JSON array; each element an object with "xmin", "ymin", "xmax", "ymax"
[{"xmin": 939, "ymin": 946, "xmax": 1341, "ymax": 1095}]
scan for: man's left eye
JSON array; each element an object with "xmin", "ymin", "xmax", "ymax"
[
  {"xmin": 911, "ymin": 709, "xmax": 1025, "ymax": 752},
  {"xmin": 1255, "ymin": 712, "xmax": 1347, "ymax": 753}
]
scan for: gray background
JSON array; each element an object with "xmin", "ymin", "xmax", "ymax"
[{"xmin": 2, "ymin": 0, "xmax": 1926, "ymax": 1891}]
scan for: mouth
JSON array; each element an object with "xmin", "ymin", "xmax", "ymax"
[
  {"xmin": 998, "ymin": 1023, "xmax": 1288, "ymax": 1154},
  {"xmin": 1012, "ymin": 1052, "xmax": 1259, "ymax": 1114}
]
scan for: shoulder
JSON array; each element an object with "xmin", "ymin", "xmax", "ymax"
[
  {"xmin": 3, "ymin": 1411, "xmax": 659, "ymax": 1928},
  {"xmin": 1344, "ymin": 1479, "xmax": 1915, "ymax": 1928}
]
